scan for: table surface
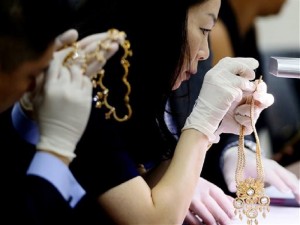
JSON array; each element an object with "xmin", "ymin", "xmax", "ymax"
[
  {"xmin": 230, "ymin": 205, "xmax": 300, "ymax": 225},
  {"xmin": 230, "ymin": 178, "xmax": 300, "ymax": 224}
]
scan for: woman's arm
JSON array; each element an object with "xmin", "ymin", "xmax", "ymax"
[{"xmin": 98, "ymin": 130, "xmax": 209, "ymax": 225}]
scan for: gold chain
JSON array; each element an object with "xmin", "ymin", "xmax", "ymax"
[
  {"xmin": 233, "ymin": 76, "xmax": 270, "ymax": 225},
  {"xmin": 63, "ymin": 29, "xmax": 133, "ymax": 122},
  {"xmin": 91, "ymin": 29, "xmax": 133, "ymax": 122}
]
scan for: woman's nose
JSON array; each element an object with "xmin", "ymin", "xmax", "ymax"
[{"xmin": 197, "ymin": 43, "xmax": 210, "ymax": 61}]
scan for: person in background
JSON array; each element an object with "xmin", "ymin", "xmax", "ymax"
[
  {"xmin": 210, "ymin": 0, "xmax": 287, "ymax": 69},
  {"xmin": 0, "ymin": 0, "xmax": 122, "ymax": 224},
  {"xmin": 67, "ymin": 0, "xmax": 275, "ymax": 224}
]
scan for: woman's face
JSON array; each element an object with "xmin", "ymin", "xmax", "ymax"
[
  {"xmin": 0, "ymin": 43, "xmax": 54, "ymax": 113},
  {"xmin": 173, "ymin": 0, "xmax": 221, "ymax": 90}
]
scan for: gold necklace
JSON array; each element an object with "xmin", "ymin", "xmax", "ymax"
[
  {"xmin": 63, "ymin": 29, "xmax": 133, "ymax": 122},
  {"xmin": 233, "ymin": 76, "xmax": 270, "ymax": 225},
  {"xmin": 90, "ymin": 29, "xmax": 133, "ymax": 122}
]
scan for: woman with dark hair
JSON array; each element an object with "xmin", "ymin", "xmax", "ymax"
[{"xmin": 71, "ymin": 0, "xmax": 274, "ymax": 224}]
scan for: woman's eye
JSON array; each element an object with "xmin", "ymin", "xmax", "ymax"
[{"xmin": 200, "ymin": 28, "xmax": 211, "ymax": 36}]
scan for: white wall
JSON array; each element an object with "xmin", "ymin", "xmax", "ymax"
[{"xmin": 255, "ymin": 0, "xmax": 300, "ymax": 52}]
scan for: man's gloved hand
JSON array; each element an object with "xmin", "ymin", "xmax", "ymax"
[
  {"xmin": 55, "ymin": 29, "xmax": 79, "ymax": 50},
  {"xmin": 19, "ymin": 29, "xmax": 79, "ymax": 113},
  {"xmin": 76, "ymin": 31, "xmax": 125, "ymax": 78},
  {"xmin": 222, "ymin": 147, "xmax": 300, "ymax": 204},
  {"xmin": 33, "ymin": 48, "xmax": 92, "ymax": 161},
  {"xmin": 19, "ymin": 30, "xmax": 124, "ymax": 115},
  {"xmin": 182, "ymin": 57, "xmax": 258, "ymax": 143}
]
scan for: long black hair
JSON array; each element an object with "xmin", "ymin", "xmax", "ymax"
[{"xmin": 77, "ymin": 0, "xmax": 208, "ymax": 160}]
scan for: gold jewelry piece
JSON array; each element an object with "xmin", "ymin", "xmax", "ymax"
[
  {"xmin": 63, "ymin": 43, "xmax": 87, "ymax": 73},
  {"xmin": 62, "ymin": 29, "xmax": 133, "ymax": 122},
  {"xmin": 234, "ymin": 76, "xmax": 270, "ymax": 225},
  {"xmin": 91, "ymin": 28, "xmax": 133, "ymax": 122}
]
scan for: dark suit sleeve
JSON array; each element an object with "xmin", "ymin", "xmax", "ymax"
[
  {"xmin": 0, "ymin": 107, "xmax": 75, "ymax": 225},
  {"xmin": 24, "ymin": 176, "xmax": 73, "ymax": 225}
]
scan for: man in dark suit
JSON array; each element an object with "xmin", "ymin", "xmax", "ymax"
[{"xmin": 0, "ymin": 0, "xmax": 92, "ymax": 224}]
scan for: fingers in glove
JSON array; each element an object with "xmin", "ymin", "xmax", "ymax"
[
  {"xmin": 251, "ymin": 81, "xmax": 274, "ymax": 108},
  {"xmin": 234, "ymin": 114, "xmax": 253, "ymax": 134},
  {"xmin": 78, "ymin": 36, "xmax": 121, "ymax": 78},
  {"xmin": 256, "ymin": 81, "xmax": 267, "ymax": 92},
  {"xmin": 68, "ymin": 64, "xmax": 84, "ymax": 88},
  {"xmin": 85, "ymin": 42, "xmax": 119, "ymax": 76},
  {"xmin": 219, "ymin": 57, "xmax": 258, "ymax": 81},
  {"xmin": 46, "ymin": 48, "xmax": 75, "ymax": 84},
  {"xmin": 234, "ymin": 104, "xmax": 253, "ymax": 119},
  {"xmin": 253, "ymin": 92, "xmax": 274, "ymax": 109},
  {"xmin": 78, "ymin": 33, "xmax": 108, "ymax": 48},
  {"xmin": 58, "ymin": 66, "xmax": 71, "ymax": 84},
  {"xmin": 78, "ymin": 31, "xmax": 125, "ymax": 48},
  {"xmin": 83, "ymin": 39, "xmax": 119, "ymax": 59},
  {"xmin": 234, "ymin": 104, "xmax": 261, "ymax": 134},
  {"xmin": 55, "ymin": 29, "xmax": 79, "ymax": 50},
  {"xmin": 68, "ymin": 64, "xmax": 93, "ymax": 96}
]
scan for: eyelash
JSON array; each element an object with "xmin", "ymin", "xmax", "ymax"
[{"xmin": 200, "ymin": 28, "xmax": 211, "ymax": 36}]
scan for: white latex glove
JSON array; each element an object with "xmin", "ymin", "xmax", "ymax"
[
  {"xmin": 55, "ymin": 29, "xmax": 79, "ymax": 50},
  {"xmin": 19, "ymin": 30, "xmax": 123, "ymax": 117},
  {"xmin": 222, "ymin": 147, "xmax": 300, "ymax": 204},
  {"xmin": 76, "ymin": 31, "xmax": 124, "ymax": 78},
  {"xmin": 19, "ymin": 29, "xmax": 79, "ymax": 114},
  {"xmin": 214, "ymin": 80, "xmax": 274, "ymax": 140},
  {"xmin": 182, "ymin": 57, "xmax": 258, "ymax": 143},
  {"xmin": 184, "ymin": 177, "xmax": 235, "ymax": 225},
  {"xmin": 33, "ymin": 48, "xmax": 92, "ymax": 161}
]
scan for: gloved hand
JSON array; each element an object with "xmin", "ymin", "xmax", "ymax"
[
  {"xmin": 33, "ymin": 48, "xmax": 92, "ymax": 161},
  {"xmin": 222, "ymin": 147, "xmax": 300, "ymax": 204},
  {"xmin": 182, "ymin": 57, "xmax": 258, "ymax": 143},
  {"xmin": 76, "ymin": 30, "xmax": 125, "ymax": 78},
  {"xmin": 214, "ymin": 80, "xmax": 274, "ymax": 140},
  {"xmin": 184, "ymin": 177, "xmax": 235, "ymax": 225},
  {"xmin": 19, "ymin": 29, "xmax": 79, "ymax": 115},
  {"xmin": 19, "ymin": 30, "xmax": 124, "ymax": 114},
  {"xmin": 55, "ymin": 29, "xmax": 79, "ymax": 50}
]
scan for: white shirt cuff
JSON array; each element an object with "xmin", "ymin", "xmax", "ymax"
[{"xmin": 27, "ymin": 151, "xmax": 85, "ymax": 207}]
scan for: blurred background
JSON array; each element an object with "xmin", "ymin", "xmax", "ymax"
[
  {"xmin": 256, "ymin": 0, "xmax": 299, "ymax": 53},
  {"xmin": 255, "ymin": 0, "xmax": 299, "ymax": 170}
]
